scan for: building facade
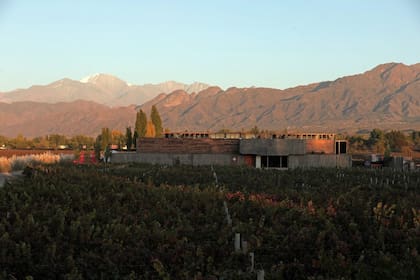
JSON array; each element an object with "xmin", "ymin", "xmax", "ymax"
[{"xmin": 112, "ymin": 132, "xmax": 351, "ymax": 168}]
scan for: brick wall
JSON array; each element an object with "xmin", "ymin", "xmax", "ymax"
[
  {"xmin": 305, "ymin": 139, "xmax": 335, "ymax": 154},
  {"xmin": 137, "ymin": 138, "xmax": 240, "ymax": 154}
]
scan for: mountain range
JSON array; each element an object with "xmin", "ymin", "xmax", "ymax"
[
  {"xmin": 0, "ymin": 74, "xmax": 209, "ymax": 106},
  {"xmin": 138, "ymin": 62, "xmax": 420, "ymax": 134},
  {"xmin": 0, "ymin": 62, "xmax": 419, "ymax": 137}
]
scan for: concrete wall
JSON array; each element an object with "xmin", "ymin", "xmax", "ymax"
[
  {"xmin": 390, "ymin": 157, "xmax": 404, "ymax": 170},
  {"xmin": 111, "ymin": 152, "xmax": 245, "ymax": 166},
  {"xmin": 289, "ymin": 154, "xmax": 352, "ymax": 168},
  {"xmin": 240, "ymin": 139, "xmax": 305, "ymax": 155},
  {"xmin": 110, "ymin": 152, "xmax": 142, "ymax": 163},
  {"xmin": 112, "ymin": 152, "xmax": 352, "ymax": 168}
]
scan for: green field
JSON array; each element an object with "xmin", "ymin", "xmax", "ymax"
[{"xmin": 0, "ymin": 163, "xmax": 419, "ymax": 279}]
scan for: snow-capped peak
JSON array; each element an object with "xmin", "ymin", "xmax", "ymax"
[
  {"xmin": 80, "ymin": 73, "xmax": 101, "ymax": 83},
  {"xmin": 80, "ymin": 73, "xmax": 131, "ymax": 87}
]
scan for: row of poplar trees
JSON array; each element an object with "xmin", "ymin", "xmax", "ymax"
[{"xmin": 125, "ymin": 105, "xmax": 163, "ymax": 150}]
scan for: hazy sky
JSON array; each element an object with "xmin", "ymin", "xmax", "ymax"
[{"xmin": 1, "ymin": 0, "xmax": 419, "ymax": 91}]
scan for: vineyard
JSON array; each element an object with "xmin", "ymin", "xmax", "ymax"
[{"xmin": 0, "ymin": 163, "xmax": 419, "ymax": 279}]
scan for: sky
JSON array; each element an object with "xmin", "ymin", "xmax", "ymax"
[{"xmin": 0, "ymin": 0, "xmax": 419, "ymax": 91}]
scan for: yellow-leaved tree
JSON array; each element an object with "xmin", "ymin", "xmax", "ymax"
[{"xmin": 145, "ymin": 121, "xmax": 156, "ymax": 137}]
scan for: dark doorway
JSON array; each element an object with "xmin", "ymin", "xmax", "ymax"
[{"xmin": 336, "ymin": 141, "xmax": 347, "ymax": 154}]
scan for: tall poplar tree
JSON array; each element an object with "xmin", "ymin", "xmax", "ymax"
[
  {"xmin": 133, "ymin": 130, "xmax": 138, "ymax": 150},
  {"xmin": 101, "ymin": 127, "xmax": 111, "ymax": 150},
  {"xmin": 150, "ymin": 105, "xmax": 163, "ymax": 137},
  {"xmin": 135, "ymin": 110, "xmax": 147, "ymax": 138},
  {"xmin": 125, "ymin": 127, "xmax": 133, "ymax": 150},
  {"xmin": 145, "ymin": 121, "xmax": 156, "ymax": 138}
]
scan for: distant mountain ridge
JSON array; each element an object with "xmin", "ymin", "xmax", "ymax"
[
  {"xmin": 137, "ymin": 62, "xmax": 420, "ymax": 133},
  {"xmin": 1, "ymin": 62, "xmax": 420, "ymax": 137},
  {"xmin": 0, "ymin": 75, "xmax": 210, "ymax": 106},
  {"xmin": 0, "ymin": 101, "xmax": 137, "ymax": 137}
]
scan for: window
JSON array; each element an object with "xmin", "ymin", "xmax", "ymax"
[{"xmin": 261, "ymin": 156, "xmax": 288, "ymax": 168}]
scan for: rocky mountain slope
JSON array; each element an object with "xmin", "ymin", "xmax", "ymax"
[
  {"xmin": 0, "ymin": 74, "xmax": 209, "ymax": 106},
  {"xmin": 1, "ymin": 62, "xmax": 419, "ymax": 137},
  {"xmin": 0, "ymin": 101, "xmax": 137, "ymax": 137},
  {"xmin": 138, "ymin": 62, "xmax": 420, "ymax": 133}
]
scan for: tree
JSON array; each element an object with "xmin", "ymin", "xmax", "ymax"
[
  {"xmin": 145, "ymin": 121, "xmax": 156, "ymax": 138},
  {"xmin": 411, "ymin": 131, "xmax": 420, "ymax": 146},
  {"xmin": 111, "ymin": 130, "xmax": 125, "ymax": 149},
  {"xmin": 101, "ymin": 128, "xmax": 112, "ymax": 150},
  {"xmin": 368, "ymin": 128, "xmax": 385, "ymax": 154},
  {"xmin": 48, "ymin": 134, "xmax": 66, "ymax": 150},
  {"xmin": 135, "ymin": 110, "xmax": 147, "ymax": 138},
  {"xmin": 94, "ymin": 134, "xmax": 102, "ymax": 160},
  {"xmin": 104, "ymin": 145, "xmax": 111, "ymax": 163},
  {"xmin": 150, "ymin": 105, "xmax": 163, "ymax": 137},
  {"xmin": 69, "ymin": 135, "xmax": 95, "ymax": 150},
  {"xmin": 13, "ymin": 134, "xmax": 29, "ymax": 149},
  {"xmin": 133, "ymin": 131, "xmax": 138, "ymax": 150},
  {"xmin": 125, "ymin": 127, "xmax": 133, "ymax": 150},
  {"xmin": 385, "ymin": 130, "xmax": 408, "ymax": 152},
  {"xmin": 348, "ymin": 135, "xmax": 367, "ymax": 151},
  {"xmin": 250, "ymin": 126, "xmax": 260, "ymax": 138},
  {"xmin": 32, "ymin": 136, "xmax": 50, "ymax": 149}
]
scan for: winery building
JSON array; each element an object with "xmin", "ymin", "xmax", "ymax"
[{"xmin": 112, "ymin": 132, "xmax": 351, "ymax": 169}]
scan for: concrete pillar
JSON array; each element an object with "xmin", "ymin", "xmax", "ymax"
[
  {"xmin": 249, "ymin": 252, "xmax": 254, "ymax": 272},
  {"xmin": 241, "ymin": 240, "xmax": 248, "ymax": 254},
  {"xmin": 257, "ymin": 270, "xmax": 265, "ymax": 280},
  {"xmin": 234, "ymin": 233, "xmax": 241, "ymax": 252},
  {"xmin": 256, "ymin": 156, "xmax": 261, "ymax": 168}
]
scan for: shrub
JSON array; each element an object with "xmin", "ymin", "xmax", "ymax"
[
  {"xmin": 0, "ymin": 157, "xmax": 11, "ymax": 172},
  {"xmin": 0, "ymin": 152, "xmax": 74, "ymax": 172}
]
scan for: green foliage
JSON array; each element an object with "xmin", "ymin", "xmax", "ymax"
[
  {"xmin": 369, "ymin": 128, "xmax": 385, "ymax": 143},
  {"xmin": 32, "ymin": 136, "xmax": 51, "ymax": 149},
  {"xmin": 47, "ymin": 134, "xmax": 67, "ymax": 149},
  {"xmin": 111, "ymin": 130, "xmax": 125, "ymax": 149},
  {"xmin": 9, "ymin": 134, "xmax": 31, "ymax": 149},
  {"xmin": 94, "ymin": 135, "xmax": 102, "ymax": 160},
  {"xmin": 349, "ymin": 129, "xmax": 412, "ymax": 154},
  {"xmin": 135, "ymin": 110, "xmax": 147, "ymax": 138},
  {"xmin": 348, "ymin": 135, "xmax": 367, "ymax": 151},
  {"xmin": 385, "ymin": 130, "xmax": 409, "ymax": 152},
  {"xmin": 125, "ymin": 127, "xmax": 133, "ymax": 150},
  {"xmin": 368, "ymin": 128, "xmax": 386, "ymax": 153},
  {"xmin": 104, "ymin": 145, "xmax": 111, "ymax": 163},
  {"xmin": 411, "ymin": 131, "xmax": 420, "ymax": 146},
  {"xmin": 150, "ymin": 105, "xmax": 163, "ymax": 138},
  {"xmin": 0, "ymin": 134, "xmax": 95, "ymax": 151},
  {"xmin": 68, "ymin": 135, "xmax": 95, "ymax": 150},
  {"xmin": 1, "ymin": 164, "xmax": 419, "ymax": 279},
  {"xmin": 132, "ymin": 131, "xmax": 138, "ymax": 150},
  {"xmin": 100, "ymin": 128, "xmax": 111, "ymax": 151}
]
